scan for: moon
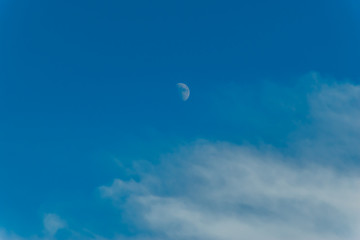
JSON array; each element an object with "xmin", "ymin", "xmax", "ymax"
[{"xmin": 176, "ymin": 83, "xmax": 190, "ymax": 101}]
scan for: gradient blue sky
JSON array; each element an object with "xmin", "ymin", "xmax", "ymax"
[{"xmin": 1, "ymin": 1, "xmax": 360, "ymax": 240}]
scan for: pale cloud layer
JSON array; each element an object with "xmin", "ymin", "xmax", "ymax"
[
  {"xmin": 2, "ymin": 74, "xmax": 360, "ymax": 240},
  {"xmin": 100, "ymin": 75, "xmax": 360, "ymax": 240},
  {"xmin": 100, "ymin": 143, "xmax": 360, "ymax": 240}
]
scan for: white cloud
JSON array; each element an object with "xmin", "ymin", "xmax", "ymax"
[
  {"xmin": 2, "ymin": 73, "xmax": 360, "ymax": 240},
  {"xmin": 0, "ymin": 214, "xmax": 67, "ymax": 240},
  {"xmin": 100, "ymin": 76, "xmax": 360, "ymax": 240},
  {"xmin": 0, "ymin": 229, "xmax": 24, "ymax": 240},
  {"xmin": 101, "ymin": 143, "xmax": 360, "ymax": 240},
  {"xmin": 43, "ymin": 214, "xmax": 66, "ymax": 237},
  {"xmin": 288, "ymin": 75, "xmax": 360, "ymax": 166}
]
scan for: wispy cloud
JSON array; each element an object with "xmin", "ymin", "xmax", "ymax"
[
  {"xmin": 100, "ymin": 74, "xmax": 360, "ymax": 240},
  {"xmin": 0, "ymin": 214, "xmax": 66, "ymax": 240},
  {"xmin": 100, "ymin": 143, "xmax": 360, "ymax": 240},
  {"xmin": 43, "ymin": 214, "xmax": 66, "ymax": 238},
  {"xmin": 0, "ymin": 229, "xmax": 23, "ymax": 240},
  {"xmin": 2, "ymin": 73, "xmax": 360, "ymax": 240}
]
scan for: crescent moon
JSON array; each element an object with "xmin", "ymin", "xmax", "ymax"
[{"xmin": 176, "ymin": 83, "xmax": 190, "ymax": 101}]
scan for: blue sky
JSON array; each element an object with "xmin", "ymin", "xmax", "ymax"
[{"xmin": 1, "ymin": 1, "xmax": 360, "ymax": 239}]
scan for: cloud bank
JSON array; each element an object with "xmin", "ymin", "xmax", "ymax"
[
  {"xmin": 100, "ymin": 74, "xmax": 360, "ymax": 240},
  {"xmin": 2, "ymin": 73, "xmax": 360, "ymax": 240}
]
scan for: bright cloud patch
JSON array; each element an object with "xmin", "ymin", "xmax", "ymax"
[{"xmin": 100, "ymin": 77, "xmax": 360, "ymax": 240}]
